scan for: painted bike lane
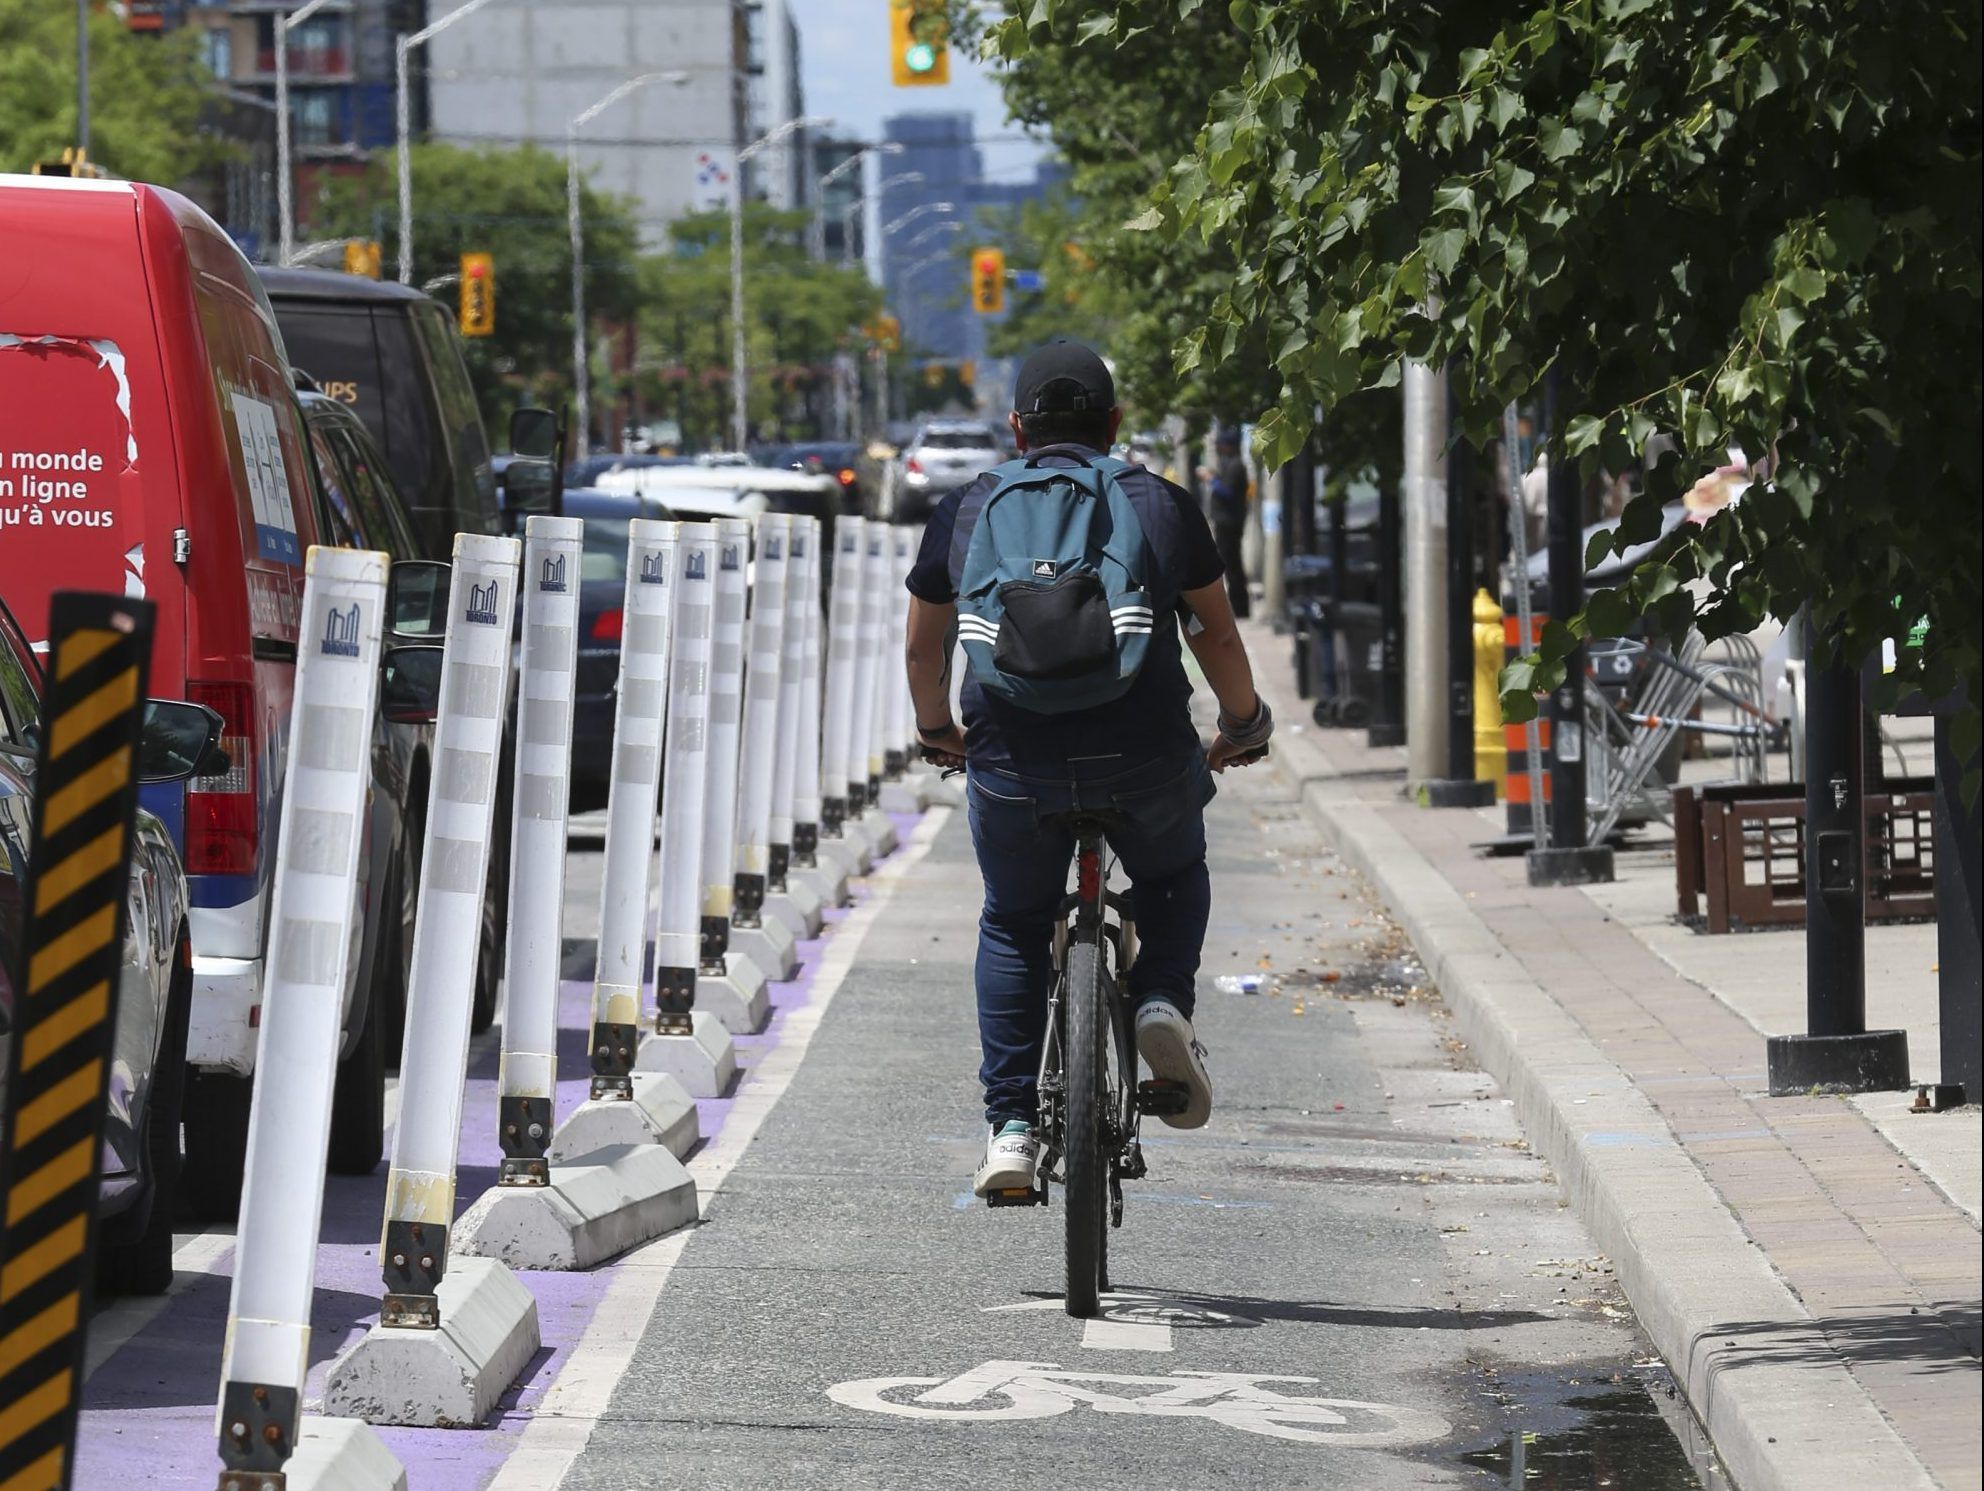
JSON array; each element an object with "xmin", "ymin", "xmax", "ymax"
[{"xmin": 551, "ymin": 769, "xmax": 1708, "ymax": 1491}]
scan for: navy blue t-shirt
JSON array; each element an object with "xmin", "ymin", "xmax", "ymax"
[{"xmin": 905, "ymin": 446, "xmax": 1224, "ymax": 771}]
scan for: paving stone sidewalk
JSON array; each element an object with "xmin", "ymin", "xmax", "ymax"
[{"xmin": 1246, "ymin": 619, "xmax": 1981, "ymax": 1491}]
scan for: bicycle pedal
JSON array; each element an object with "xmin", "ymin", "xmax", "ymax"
[
  {"xmin": 985, "ymin": 1184, "xmax": 1048, "ymax": 1208},
  {"xmin": 1137, "ymin": 1080, "xmax": 1190, "ymax": 1117}
]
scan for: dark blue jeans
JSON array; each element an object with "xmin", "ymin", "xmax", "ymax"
[{"xmin": 965, "ymin": 752, "xmax": 1215, "ymax": 1126}]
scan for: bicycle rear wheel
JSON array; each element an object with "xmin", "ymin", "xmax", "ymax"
[{"xmin": 1062, "ymin": 932, "xmax": 1108, "ymax": 1318}]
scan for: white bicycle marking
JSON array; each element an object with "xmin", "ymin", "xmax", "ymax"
[
  {"xmin": 827, "ymin": 1359, "xmax": 1451, "ymax": 1446},
  {"xmin": 983, "ymin": 1291, "xmax": 1261, "ymax": 1353}
]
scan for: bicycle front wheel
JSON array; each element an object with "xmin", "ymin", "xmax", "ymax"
[{"xmin": 1062, "ymin": 933, "xmax": 1108, "ymax": 1318}]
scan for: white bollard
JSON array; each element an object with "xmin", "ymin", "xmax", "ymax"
[
  {"xmin": 699, "ymin": 515, "xmax": 796, "ymax": 988},
  {"xmin": 851, "ymin": 520, "xmax": 901, "ymax": 858},
  {"xmin": 817, "ymin": 515, "xmax": 863, "ymax": 858},
  {"xmin": 763, "ymin": 514, "xmax": 825, "ymax": 934},
  {"xmin": 786, "ymin": 517, "xmax": 850, "ymax": 908},
  {"xmin": 464, "ymin": 519, "xmax": 697, "ymax": 1267},
  {"xmin": 632, "ymin": 523, "xmax": 741, "ymax": 1093},
  {"xmin": 493, "ymin": 516, "xmax": 584, "ymax": 1184},
  {"xmin": 731, "ymin": 511, "xmax": 789, "ymax": 931},
  {"xmin": 879, "ymin": 523, "xmax": 923, "ymax": 812},
  {"xmin": 216, "ymin": 547, "xmax": 403, "ymax": 1490},
  {"xmin": 325, "ymin": 534, "xmax": 539, "ymax": 1429}
]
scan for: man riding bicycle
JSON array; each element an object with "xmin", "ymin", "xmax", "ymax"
[{"xmin": 902, "ymin": 341, "xmax": 1273, "ymax": 1199}]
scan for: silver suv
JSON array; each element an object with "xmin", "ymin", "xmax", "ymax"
[{"xmin": 894, "ymin": 419, "xmax": 1006, "ymax": 521}]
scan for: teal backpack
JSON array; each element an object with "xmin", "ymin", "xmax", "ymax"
[{"xmin": 947, "ymin": 447, "xmax": 1156, "ymax": 714}]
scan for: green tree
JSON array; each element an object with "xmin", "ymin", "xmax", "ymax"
[
  {"xmin": 996, "ymin": 0, "xmax": 1981, "ymax": 767},
  {"xmin": 0, "ymin": 1, "xmax": 228, "ymax": 182},
  {"xmin": 633, "ymin": 204, "xmax": 883, "ymax": 448},
  {"xmin": 310, "ymin": 142, "xmax": 643, "ymax": 428}
]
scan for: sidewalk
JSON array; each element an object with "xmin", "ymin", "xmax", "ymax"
[{"xmin": 1245, "ymin": 619, "xmax": 1982, "ymax": 1491}]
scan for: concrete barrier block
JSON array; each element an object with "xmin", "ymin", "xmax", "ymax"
[
  {"xmin": 323, "ymin": 1258, "xmax": 539, "ymax": 1428},
  {"xmin": 452, "ymin": 1144, "xmax": 698, "ymax": 1271},
  {"xmin": 730, "ymin": 914, "xmax": 799, "ymax": 981},
  {"xmin": 763, "ymin": 878, "xmax": 824, "ymax": 939},
  {"xmin": 633, "ymin": 1010, "xmax": 738, "ymax": 1098},
  {"xmin": 878, "ymin": 778, "xmax": 922, "ymax": 813},
  {"xmin": 698, "ymin": 951, "xmax": 770, "ymax": 1033},
  {"xmin": 547, "ymin": 1070, "xmax": 699, "ymax": 1159},
  {"xmin": 274, "ymin": 1416, "xmax": 407, "ymax": 1491},
  {"xmin": 858, "ymin": 808, "xmax": 900, "ymax": 857},
  {"xmin": 820, "ymin": 826, "xmax": 874, "ymax": 875},
  {"xmin": 790, "ymin": 859, "xmax": 850, "ymax": 910}
]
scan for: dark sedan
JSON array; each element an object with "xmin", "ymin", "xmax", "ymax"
[
  {"xmin": 766, "ymin": 442, "xmax": 877, "ymax": 517},
  {"xmin": 567, "ymin": 487, "xmax": 677, "ymax": 805}
]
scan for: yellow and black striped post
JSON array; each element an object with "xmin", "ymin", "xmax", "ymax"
[{"xmin": 0, "ymin": 593, "xmax": 156, "ymax": 1491}]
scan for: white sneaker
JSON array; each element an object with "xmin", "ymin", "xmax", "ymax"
[
  {"xmin": 973, "ymin": 1121, "xmax": 1040, "ymax": 1196},
  {"xmin": 1135, "ymin": 998, "xmax": 1213, "ymax": 1129}
]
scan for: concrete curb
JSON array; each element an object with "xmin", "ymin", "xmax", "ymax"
[{"xmin": 1270, "ymin": 729, "xmax": 1939, "ymax": 1491}]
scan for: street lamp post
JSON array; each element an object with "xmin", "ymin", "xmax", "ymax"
[
  {"xmin": 811, "ymin": 142, "xmax": 902, "ymax": 261},
  {"xmin": 902, "ymin": 219, "xmax": 963, "ymax": 255},
  {"xmin": 732, "ymin": 114, "xmax": 833, "ymax": 451},
  {"xmin": 568, "ymin": 71, "xmax": 690, "ymax": 461},
  {"xmin": 881, "ymin": 201, "xmax": 957, "ymax": 240},
  {"xmin": 396, "ymin": 0, "xmax": 503, "ymax": 284},
  {"xmin": 853, "ymin": 170, "xmax": 924, "ymax": 271},
  {"xmin": 277, "ymin": 0, "xmax": 340, "ymax": 267}
]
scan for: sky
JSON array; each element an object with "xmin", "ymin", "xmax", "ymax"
[{"xmin": 792, "ymin": 0, "xmax": 1048, "ymax": 186}]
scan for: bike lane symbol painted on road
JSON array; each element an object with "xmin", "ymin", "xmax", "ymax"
[{"xmin": 826, "ymin": 1359, "xmax": 1451, "ymax": 1447}]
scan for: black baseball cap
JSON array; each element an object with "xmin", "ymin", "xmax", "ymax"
[{"xmin": 1013, "ymin": 340, "xmax": 1115, "ymax": 415}]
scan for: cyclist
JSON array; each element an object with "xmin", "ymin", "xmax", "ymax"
[{"xmin": 902, "ymin": 341, "xmax": 1273, "ymax": 1198}]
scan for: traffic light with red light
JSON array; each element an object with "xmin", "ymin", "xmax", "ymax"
[
  {"xmin": 459, "ymin": 252, "xmax": 495, "ymax": 336},
  {"xmin": 971, "ymin": 248, "xmax": 1006, "ymax": 315}
]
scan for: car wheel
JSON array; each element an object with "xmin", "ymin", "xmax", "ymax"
[
  {"xmin": 182, "ymin": 1065, "xmax": 253, "ymax": 1222},
  {"xmin": 327, "ymin": 960, "xmax": 386, "ymax": 1176},
  {"xmin": 98, "ymin": 938, "xmax": 192, "ymax": 1296}
]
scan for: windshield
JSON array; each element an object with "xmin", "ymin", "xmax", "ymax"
[
  {"xmin": 580, "ymin": 518, "xmax": 633, "ymax": 583},
  {"xmin": 918, "ymin": 428, "xmax": 997, "ymax": 450}
]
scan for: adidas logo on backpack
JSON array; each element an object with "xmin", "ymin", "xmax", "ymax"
[{"xmin": 947, "ymin": 449, "xmax": 1155, "ymax": 714}]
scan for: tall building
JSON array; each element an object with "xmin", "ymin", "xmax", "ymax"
[{"xmin": 745, "ymin": 0, "xmax": 807, "ymax": 210}]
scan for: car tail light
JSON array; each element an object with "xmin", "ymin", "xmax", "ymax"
[
  {"xmin": 185, "ymin": 680, "xmax": 258, "ymax": 877},
  {"xmin": 837, "ymin": 468, "xmax": 857, "ymax": 486},
  {"xmin": 906, "ymin": 457, "xmax": 923, "ymax": 475},
  {"xmin": 591, "ymin": 608, "xmax": 625, "ymax": 642}
]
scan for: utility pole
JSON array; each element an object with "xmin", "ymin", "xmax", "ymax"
[
  {"xmin": 1524, "ymin": 369, "xmax": 1614, "ymax": 885},
  {"xmin": 75, "ymin": 0, "xmax": 90, "ymax": 159},
  {"xmin": 396, "ymin": 0, "xmax": 502, "ymax": 284},
  {"xmin": 277, "ymin": 0, "xmax": 340, "ymax": 268},
  {"xmin": 1420, "ymin": 381, "xmax": 1498, "ymax": 806},
  {"xmin": 1402, "ymin": 358, "xmax": 1449, "ymax": 782}
]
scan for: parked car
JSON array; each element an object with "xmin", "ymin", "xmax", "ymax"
[
  {"xmin": 765, "ymin": 442, "xmax": 878, "ymax": 517},
  {"xmin": 0, "ymin": 594, "xmax": 225, "ymax": 1292},
  {"xmin": 558, "ymin": 487, "xmax": 677, "ymax": 804},
  {"xmin": 261, "ymin": 266, "xmax": 520, "ymax": 1035},
  {"xmin": 0, "ymin": 174, "xmax": 358, "ymax": 1217},
  {"xmin": 294, "ymin": 389, "xmax": 444, "ymax": 1133},
  {"xmin": 565, "ymin": 453, "xmax": 693, "ymax": 488},
  {"xmin": 894, "ymin": 418, "xmax": 1005, "ymax": 522},
  {"xmin": 257, "ymin": 266, "xmax": 499, "ymax": 558}
]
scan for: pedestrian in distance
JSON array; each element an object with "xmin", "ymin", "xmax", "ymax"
[
  {"xmin": 1201, "ymin": 426, "xmax": 1253, "ymax": 620},
  {"xmin": 901, "ymin": 340, "xmax": 1275, "ymax": 1197}
]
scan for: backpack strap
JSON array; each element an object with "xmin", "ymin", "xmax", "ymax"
[{"xmin": 947, "ymin": 471, "xmax": 1004, "ymax": 592}]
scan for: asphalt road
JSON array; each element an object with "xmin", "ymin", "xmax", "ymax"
[{"xmin": 551, "ymin": 762, "xmax": 1724, "ymax": 1491}]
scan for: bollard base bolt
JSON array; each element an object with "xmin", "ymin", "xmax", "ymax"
[
  {"xmin": 699, "ymin": 914, "xmax": 731, "ymax": 974},
  {"xmin": 588, "ymin": 1019, "xmax": 640, "ymax": 1091},
  {"xmin": 380, "ymin": 1218, "xmax": 447, "ymax": 1323},
  {"xmin": 380, "ymin": 1292, "xmax": 440, "ymax": 1331},
  {"xmin": 794, "ymin": 822, "xmax": 819, "ymax": 865},
  {"xmin": 883, "ymin": 748, "xmax": 907, "ymax": 781},
  {"xmin": 1912, "ymin": 1082, "xmax": 1968, "ymax": 1112},
  {"xmin": 218, "ymin": 1379, "xmax": 299, "ymax": 1478},
  {"xmin": 497, "ymin": 1095, "xmax": 552, "ymax": 1186},
  {"xmin": 654, "ymin": 966, "xmax": 696, "ymax": 1029},
  {"xmin": 820, "ymin": 799, "xmax": 845, "ymax": 840},
  {"xmin": 732, "ymin": 871, "xmax": 766, "ymax": 928},
  {"xmin": 768, "ymin": 842, "xmax": 790, "ymax": 892}
]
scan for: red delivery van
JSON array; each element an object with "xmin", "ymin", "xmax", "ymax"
[{"xmin": 0, "ymin": 174, "xmax": 363, "ymax": 1202}]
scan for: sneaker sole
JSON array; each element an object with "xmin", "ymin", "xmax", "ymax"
[
  {"xmin": 1136, "ymin": 1019, "xmax": 1212, "ymax": 1129},
  {"xmin": 973, "ymin": 1159, "xmax": 1038, "ymax": 1196}
]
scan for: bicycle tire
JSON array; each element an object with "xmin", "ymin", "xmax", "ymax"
[{"xmin": 1063, "ymin": 932, "xmax": 1108, "ymax": 1318}]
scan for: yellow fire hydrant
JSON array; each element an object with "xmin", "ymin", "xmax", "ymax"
[{"xmin": 1472, "ymin": 588, "xmax": 1508, "ymax": 799}]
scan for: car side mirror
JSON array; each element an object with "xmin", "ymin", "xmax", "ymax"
[
  {"xmin": 505, "ymin": 406, "xmax": 567, "ymax": 524},
  {"xmin": 388, "ymin": 559, "xmax": 450, "ymax": 639},
  {"xmin": 139, "ymin": 700, "xmax": 228, "ymax": 784},
  {"xmin": 380, "ymin": 644, "xmax": 445, "ymax": 724}
]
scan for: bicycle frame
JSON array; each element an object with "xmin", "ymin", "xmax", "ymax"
[{"xmin": 1023, "ymin": 822, "xmax": 1146, "ymax": 1220}]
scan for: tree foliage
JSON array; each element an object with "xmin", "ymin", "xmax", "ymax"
[
  {"xmin": 633, "ymin": 205, "xmax": 882, "ymax": 448},
  {"xmin": 311, "ymin": 143, "xmax": 643, "ymax": 425},
  {"xmin": 0, "ymin": 1, "xmax": 229, "ymax": 183},
  {"xmin": 994, "ymin": 0, "xmax": 1981, "ymax": 761}
]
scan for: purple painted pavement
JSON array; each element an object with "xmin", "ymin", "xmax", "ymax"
[{"xmin": 72, "ymin": 814, "xmax": 919, "ymax": 1491}]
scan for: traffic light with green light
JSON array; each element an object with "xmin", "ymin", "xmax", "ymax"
[{"xmin": 891, "ymin": 0, "xmax": 950, "ymax": 86}]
